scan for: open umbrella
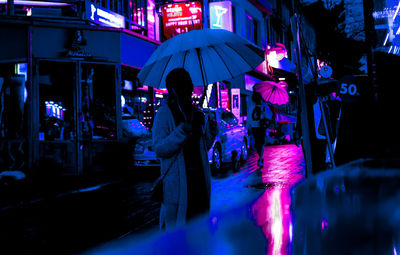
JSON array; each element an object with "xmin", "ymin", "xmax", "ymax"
[
  {"xmin": 254, "ymin": 81, "xmax": 289, "ymax": 105},
  {"xmin": 137, "ymin": 28, "xmax": 264, "ymax": 89}
]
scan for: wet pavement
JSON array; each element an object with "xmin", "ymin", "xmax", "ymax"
[
  {"xmin": 2, "ymin": 140, "xmax": 396, "ymax": 255},
  {"xmin": 84, "ymin": 144, "xmax": 306, "ymax": 255},
  {"xmin": 84, "ymin": 148, "xmax": 400, "ymax": 255},
  {"xmin": 10, "ymin": 145, "xmax": 399, "ymax": 255},
  {"xmin": 0, "ymin": 144, "xmax": 306, "ymax": 254}
]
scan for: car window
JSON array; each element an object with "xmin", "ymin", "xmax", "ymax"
[
  {"xmin": 122, "ymin": 118, "xmax": 150, "ymax": 138},
  {"xmin": 221, "ymin": 111, "xmax": 238, "ymax": 126}
]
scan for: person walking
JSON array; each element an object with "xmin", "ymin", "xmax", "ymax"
[
  {"xmin": 152, "ymin": 68, "xmax": 217, "ymax": 230},
  {"xmin": 249, "ymin": 90, "xmax": 269, "ymax": 167}
]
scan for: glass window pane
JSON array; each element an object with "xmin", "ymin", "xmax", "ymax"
[
  {"xmin": 81, "ymin": 64, "xmax": 116, "ymax": 140},
  {"xmin": 121, "ymin": 66, "xmax": 154, "ymax": 136},
  {"xmin": 222, "ymin": 110, "xmax": 237, "ymax": 125},
  {"xmin": 39, "ymin": 61, "xmax": 75, "ymax": 141},
  {"xmin": 0, "ymin": 63, "xmax": 28, "ymax": 170}
]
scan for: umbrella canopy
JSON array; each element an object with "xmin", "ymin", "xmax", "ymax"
[
  {"xmin": 137, "ymin": 28, "xmax": 265, "ymax": 89},
  {"xmin": 254, "ymin": 81, "xmax": 289, "ymax": 106}
]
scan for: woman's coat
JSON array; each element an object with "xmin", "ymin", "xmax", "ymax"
[{"xmin": 152, "ymin": 103, "xmax": 217, "ymax": 229}]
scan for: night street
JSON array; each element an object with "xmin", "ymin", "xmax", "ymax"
[
  {"xmin": 0, "ymin": 144, "xmax": 305, "ymax": 254},
  {"xmin": 2, "ymin": 0, "xmax": 400, "ymax": 254}
]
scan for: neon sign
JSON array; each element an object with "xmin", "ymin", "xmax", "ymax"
[
  {"xmin": 220, "ymin": 88, "xmax": 229, "ymax": 110},
  {"xmin": 86, "ymin": 1, "xmax": 125, "ymax": 28},
  {"xmin": 162, "ymin": 1, "xmax": 202, "ymax": 39},
  {"xmin": 209, "ymin": 1, "xmax": 233, "ymax": 32},
  {"xmin": 231, "ymin": 88, "xmax": 240, "ymax": 121}
]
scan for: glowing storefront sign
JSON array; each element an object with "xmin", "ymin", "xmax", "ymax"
[
  {"xmin": 231, "ymin": 88, "xmax": 240, "ymax": 121},
  {"xmin": 220, "ymin": 88, "xmax": 229, "ymax": 110},
  {"xmin": 162, "ymin": 1, "xmax": 202, "ymax": 39},
  {"xmin": 266, "ymin": 43, "xmax": 287, "ymax": 69},
  {"xmin": 87, "ymin": 1, "xmax": 125, "ymax": 28},
  {"xmin": 202, "ymin": 84, "xmax": 214, "ymax": 108},
  {"xmin": 209, "ymin": 1, "xmax": 233, "ymax": 32}
]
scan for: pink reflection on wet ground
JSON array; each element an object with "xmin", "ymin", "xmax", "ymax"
[{"xmin": 249, "ymin": 145, "xmax": 305, "ymax": 255}]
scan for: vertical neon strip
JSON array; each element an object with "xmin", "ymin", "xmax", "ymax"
[
  {"xmin": 384, "ymin": 33, "xmax": 390, "ymax": 45},
  {"xmin": 393, "ymin": 0, "xmax": 400, "ymax": 22}
]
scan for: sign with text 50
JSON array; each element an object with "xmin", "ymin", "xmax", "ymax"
[{"xmin": 338, "ymin": 75, "xmax": 368, "ymax": 103}]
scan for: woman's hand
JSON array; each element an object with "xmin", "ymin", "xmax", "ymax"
[{"xmin": 181, "ymin": 122, "xmax": 192, "ymax": 134}]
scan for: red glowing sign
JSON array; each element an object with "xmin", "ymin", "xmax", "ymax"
[
  {"xmin": 162, "ymin": 1, "xmax": 202, "ymax": 39},
  {"xmin": 220, "ymin": 88, "xmax": 229, "ymax": 110}
]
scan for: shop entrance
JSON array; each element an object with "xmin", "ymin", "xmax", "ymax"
[{"xmin": 38, "ymin": 60, "xmax": 118, "ymax": 175}]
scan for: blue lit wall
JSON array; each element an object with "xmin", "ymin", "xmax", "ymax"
[{"xmin": 373, "ymin": 0, "xmax": 400, "ymax": 54}]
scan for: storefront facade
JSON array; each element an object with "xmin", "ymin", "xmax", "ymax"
[
  {"xmin": 0, "ymin": 22, "xmax": 159, "ymax": 175},
  {"xmin": 0, "ymin": 0, "xmax": 301, "ymax": 175}
]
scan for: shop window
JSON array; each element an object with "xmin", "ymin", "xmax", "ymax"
[
  {"xmin": 39, "ymin": 62, "xmax": 75, "ymax": 142},
  {"xmin": 81, "ymin": 64, "xmax": 117, "ymax": 140},
  {"xmin": 245, "ymin": 13, "xmax": 258, "ymax": 45},
  {"xmin": 128, "ymin": 0, "xmax": 148, "ymax": 35},
  {"xmin": 0, "ymin": 63, "xmax": 28, "ymax": 170},
  {"xmin": 121, "ymin": 66, "xmax": 155, "ymax": 135}
]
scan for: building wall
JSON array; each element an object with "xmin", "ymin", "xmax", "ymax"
[
  {"xmin": 230, "ymin": 0, "xmax": 266, "ymax": 47},
  {"xmin": 0, "ymin": 26, "xmax": 27, "ymax": 62}
]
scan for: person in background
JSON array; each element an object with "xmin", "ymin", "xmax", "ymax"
[
  {"xmin": 152, "ymin": 68, "xmax": 218, "ymax": 229},
  {"xmin": 249, "ymin": 89, "xmax": 268, "ymax": 167}
]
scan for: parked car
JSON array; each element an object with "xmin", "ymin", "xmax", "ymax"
[
  {"xmin": 123, "ymin": 117, "xmax": 160, "ymax": 167},
  {"xmin": 130, "ymin": 108, "xmax": 249, "ymax": 171},
  {"xmin": 203, "ymin": 108, "xmax": 249, "ymax": 172}
]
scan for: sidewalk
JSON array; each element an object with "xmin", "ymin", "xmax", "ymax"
[{"xmin": 0, "ymin": 170, "xmax": 124, "ymax": 211}]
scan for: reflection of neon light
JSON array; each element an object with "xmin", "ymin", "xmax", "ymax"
[
  {"xmin": 321, "ymin": 218, "xmax": 329, "ymax": 231},
  {"xmin": 249, "ymin": 145, "xmax": 305, "ymax": 255},
  {"xmin": 271, "ymin": 189, "xmax": 283, "ymax": 254}
]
